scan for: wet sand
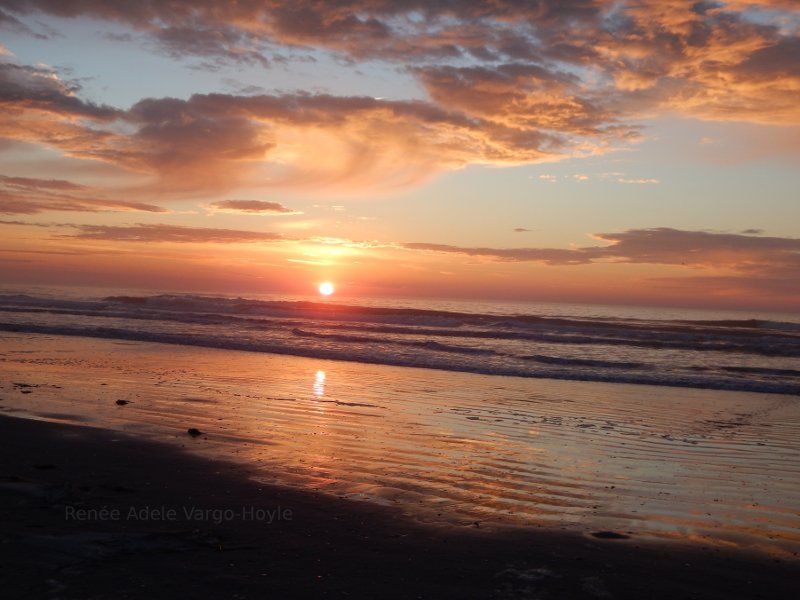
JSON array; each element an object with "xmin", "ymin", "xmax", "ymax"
[
  {"xmin": 1, "ymin": 332, "xmax": 799, "ymax": 597},
  {"xmin": 2, "ymin": 415, "xmax": 800, "ymax": 599}
]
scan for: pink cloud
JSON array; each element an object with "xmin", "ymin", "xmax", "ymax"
[{"xmin": 207, "ymin": 199, "xmax": 302, "ymax": 215}]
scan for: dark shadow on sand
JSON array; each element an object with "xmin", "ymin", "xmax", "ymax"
[{"xmin": 0, "ymin": 415, "xmax": 796, "ymax": 599}]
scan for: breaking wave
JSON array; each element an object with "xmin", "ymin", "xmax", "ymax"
[{"xmin": 1, "ymin": 293, "xmax": 798, "ymax": 395}]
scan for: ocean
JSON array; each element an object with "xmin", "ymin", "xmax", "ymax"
[{"xmin": 1, "ymin": 286, "xmax": 798, "ymax": 396}]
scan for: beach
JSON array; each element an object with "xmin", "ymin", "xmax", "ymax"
[
  {"xmin": 2, "ymin": 332, "xmax": 799, "ymax": 598},
  {"xmin": 3, "ymin": 0, "xmax": 799, "ymax": 596}
]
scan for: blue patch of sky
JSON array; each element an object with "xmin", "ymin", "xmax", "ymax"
[{"xmin": 3, "ymin": 14, "xmax": 425, "ymax": 108}]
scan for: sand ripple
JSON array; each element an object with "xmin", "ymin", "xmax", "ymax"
[{"xmin": 2, "ymin": 333, "xmax": 799, "ymax": 558}]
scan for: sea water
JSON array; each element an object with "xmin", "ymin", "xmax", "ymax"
[{"xmin": 0, "ymin": 285, "xmax": 798, "ymax": 395}]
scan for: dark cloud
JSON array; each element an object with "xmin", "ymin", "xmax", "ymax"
[
  {"xmin": 0, "ymin": 6, "xmax": 47, "ymax": 38},
  {"xmin": 0, "ymin": 195, "xmax": 167, "ymax": 215},
  {"xmin": 103, "ymin": 31, "xmax": 133, "ymax": 42},
  {"xmin": 0, "ymin": 218, "xmax": 59, "ymax": 227},
  {"xmin": 208, "ymin": 200, "xmax": 301, "ymax": 215},
  {"xmin": 404, "ymin": 242, "xmax": 585, "ymax": 265},
  {"xmin": 152, "ymin": 26, "xmax": 269, "ymax": 67},
  {"xmin": 0, "ymin": 60, "xmax": 120, "ymax": 120},
  {"xmin": 222, "ymin": 78, "xmax": 267, "ymax": 95},
  {"xmin": 513, "ymin": 227, "xmax": 531, "ymax": 233},
  {"xmin": 65, "ymin": 223, "xmax": 286, "ymax": 244},
  {"xmin": 0, "ymin": 175, "xmax": 167, "ymax": 214},
  {"xmin": 405, "ymin": 228, "xmax": 800, "ymax": 271},
  {"xmin": 735, "ymin": 37, "xmax": 800, "ymax": 80},
  {"xmin": 120, "ymin": 95, "xmax": 273, "ymax": 191},
  {"xmin": 593, "ymin": 228, "xmax": 800, "ymax": 270},
  {"xmin": 0, "ymin": 246, "xmax": 124, "ymax": 256},
  {"xmin": 0, "ymin": 174, "xmax": 87, "ymax": 191},
  {"xmin": 0, "ymin": 218, "xmax": 35, "ymax": 225}
]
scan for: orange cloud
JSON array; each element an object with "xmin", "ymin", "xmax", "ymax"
[
  {"xmin": 0, "ymin": 0, "xmax": 797, "ymax": 202},
  {"xmin": 63, "ymin": 223, "xmax": 286, "ymax": 244},
  {"xmin": 0, "ymin": 175, "xmax": 167, "ymax": 214},
  {"xmin": 207, "ymin": 200, "xmax": 302, "ymax": 215}
]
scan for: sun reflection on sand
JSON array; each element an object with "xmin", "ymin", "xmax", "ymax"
[{"xmin": 313, "ymin": 370, "xmax": 326, "ymax": 397}]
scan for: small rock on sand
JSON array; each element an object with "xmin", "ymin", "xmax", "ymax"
[
  {"xmin": 115, "ymin": 400, "xmax": 130, "ymax": 406},
  {"xmin": 187, "ymin": 428, "xmax": 203, "ymax": 437}
]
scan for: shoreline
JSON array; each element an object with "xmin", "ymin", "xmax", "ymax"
[
  {"xmin": 2, "ymin": 413, "xmax": 799, "ymax": 599},
  {"xmin": 2, "ymin": 332, "xmax": 800, "ymax": 556},
  {"xmin": 2, "ymin": 323, "xmax": 799, "ymax": 397}
]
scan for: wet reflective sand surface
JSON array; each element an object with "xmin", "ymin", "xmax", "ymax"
[{"xmin": 2, "ymin": 333, "xmax": 799, "ymax": 558}]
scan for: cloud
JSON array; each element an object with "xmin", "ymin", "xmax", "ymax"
[
  {"xmin": 513, "ymin": 227, "xmax": 531, "ymax": 233},
  {"xmin": 412, "ymin": 63, "xmax": 618, "ymax": 139},
  {"xmin": 616, "ymin": 177, "xmax": 659, "ymax": 184},
  {"xmin": 0, "ymin": 59, "xmax": 120, "ymax": 120},
  {"xmin": 63, "ymin": 223, "xmax": 286, "ymax": 244},
  {"xmin": 405, "ymin": 228, "xmax": 800, "ymax": 273},
  {"xmin": 0, "ymin": 56, "xmax": 127, "ymax": 180},
  {"xmin": 87, "ymin": 91, "xmax": 586, "ymax": 192},
  {"xmin": 33, "ymin": 223, "xmax": 800, "ymax": 280},
  {"xmin": 3, "ymin": 0, "xmax": 796, "ymax": 126},
  {"xmin": 592, "ymin": 228, "xmax": 800, "ymax": 271},
  {"xmin": 0, "ymin": 7, "xmax": 46, "ymax": 38},
  {"xmin": 0, "ymin": 2, "xmax": 606, "ymax": 64},
  {"xmin": 14, "ymin": 4, "xmax": 800, "ymax": 91},
  {"xmin": 208, "ymin": 199, "xmax": 302, "ymax": 215},
  {"xmin": 0, "ymin": 1, "xmax": 797, "ymax": 197},
  {"xmin": 0, "ymin": 175, "xmax": 167, "ymax": 214},
  {"xmin": 0, "ymin": 219, "xmax": 40, "ymax": 226},
  {"xmin": 38, "ymin": 221, "xmax": 382, "ymax": 249},
  {"xmin": 0, "ymin": 175, "xmax": 87, "ymax": 191},
  {"xmin": 404, "ymin": 242, "xmax": 585, "ymax": 265},
  {"xmin": 152, "ymin": 26, "xmax": 270, "ymax": 68},
  {"xmin": 0, "ymin": 195, "xmax": 167, "ymax": 215}
]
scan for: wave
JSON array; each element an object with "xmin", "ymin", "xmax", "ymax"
[
  {"xmin": 292, "ymin": 328, "xmax": 499, "ymax": 356},
  {"xmin": 720, "ymin": 366, "xmax": 800, "ymax": 378},
  {"xmin": 2, "ymin": 293, "xmax": 799, "ymax": 357},
  {"xmin": 2, "ymin": 321, "xmax": 799, "ymax": 396},
  {"xmin": 523, "ymin": 355, "xmax": 645, "ymax": 369},
  {"xmin": 1, "ymin": 292, "xmax": 799, "ymax": 396},
  {"xmin": 13, "ymin": 293, "xmax": 797, "ymax": 334},
  {"xmin": 678, "ymin": 318, "xmax": 800, "ymax": 332}
]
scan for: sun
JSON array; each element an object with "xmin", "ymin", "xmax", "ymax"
[{"xmin": 318, "ymin": 281, "xmax": 335, "ymax": 296}]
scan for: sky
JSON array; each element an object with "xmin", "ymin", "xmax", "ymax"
[{"xmin": 0, "ymin": 0, "xmax": 798, "ymax": 311}]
